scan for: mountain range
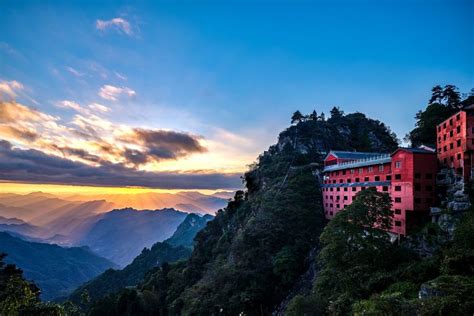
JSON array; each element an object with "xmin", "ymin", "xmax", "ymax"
[{"xmin": 0, "ymin": 232, "xmax": 116, "ymax": 301}]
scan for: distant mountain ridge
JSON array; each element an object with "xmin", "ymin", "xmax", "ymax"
[
  {"xmin": 79, "ymin": 208, "xmax": 189, "ymax": 267},
  {"xmin": 0, "ymin": 232, "xmax": 116, "ymax": 301}
]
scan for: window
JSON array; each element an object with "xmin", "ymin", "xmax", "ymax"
[
  {"xmin": 342, "ymin": 170, "xmax": 346, "ymax": 175},
  {"xmin": 344, "ymin": 196, "xmax": 348, "ymax": 200},
  {"xmin": 457, "ymin": 126, "xmax": 461, "ymax": 133},
  {"xmin": 451, "ymin": 156, "xmax": 454, "ymax": 162},
  {"xmin": 336, "ymin": 188, "xmax": 340, "ymax": 191},
  {"xmin": 368, "ymin": 166, "xmax": 373, "ymax": 172},
  {"xmin": 426, "ymin": 173, "xmax": 433, "ymax": 179},
  {"xmin": 395, "ymin": 161, "xmax": 401, "ymax": 168},
  {"xmin": 330, "ymin": 211, "xmax": 333, "ymax": 216},
  {"xmin": 443, "ymin": 123, "xmax": 446, "ymax": 128},
  {"xmin": 375, "ymin": 176, "xmax": 380, "ymax": 181},
  {"xmin": 426, "ymin": 185, "xmax": 433, "ymax": 191},
  {"xmin": 382, "ymin": 186, "xmax": 389, "ymax": 192},
  {"xmin": 438, "ymin": 126, "xmax": 441, "ymax": 132},
  {"xmin": 394, "ymin": 197, "xmax": 402, "ymax": 203},
  {"xmin": 386, "ymin": 175, "xmax": 392, "ymax": 181},
  {"xmin": 330, "ymin": 204, "xmax": 333, "ymax": 207},
  {"xmin": 325, "ymin": 203, "xmax": 328, "ymax": 207},
  {"xmin": 472, "ymin": 139, "xmax": 474, "ymax": 145},
  {"xmin": 395, "ymin": 186, "xmax": 402, "ymax": 191},
  {"xmin": 361, "ymin": 186, "xmax": 366, "ymax": 190},
  {"xmin": 330, "ymin": 188, "xmax": 333, "ymax": 191},
  {"xmin": 330, "ymin": 196, "xmax": 333, "ymax": 199},
  {"xmin": 379, "ymin": 165, "xmax": 384, "ymax": 171},
  {"xmin": 355, "ymin": 178, "xmax": 360, "ymax": 182},
  {"xmin": 444, "ymin": 134, "xmax": 447, "ymax": 141},
  {"xmin": 444, "ymin": 146, "xmax": 447, "ymax": 152},
  {"xmin": 364, "ymin": 177, "xmax": 369, "ymax": 182},
  {"xmin": 457, "ymin": 113, "xmax": 461, "ymax": 120},
  {"xmin": 415, "ymin": 198, "xmax": 421, "ymax": 203},
  {"xmin": 450, "ymin": 143, "xmax": 453, "ymax": 149},
  {"xmin": 415, "ymin": 184, "xmax": 421, "ymax": 191},
  {"xmin": 339, "ymin": 179, "xmax": 343, "ymax": 183},
  {"xmin": 344, "ymin": 187, "xmax": 348, "ymax": 191},
  {"xmin": 359, "ymin": 168, "xmax": 363, "ymax": 174},
  {"xmin": 457, "ymin": 139, "xmax": 462, "ymax": 147},
  {"xmin": 395, "ymin": 174, "xmax": 401, "ymax": 180},
  {"xmin": 415, "ymin": 173, "xmax": 421, "ymax": 179},
  {"xmin": 450, "ymin": 119, "xmax": 453, "ymax": 126},
  {"xmin": 457, "ymin": 153, "xmax": 462, "ymax": 160},
  {"xmin": 438, "ymin": 136, "xmax": 441, "ymax": 143},
  {"xmin": 347, "ymin": 179, "xmax": 351, "ymax": 183},
  {"xmin": 335, "ymin": 171, "xmax": 339, "ymax": 176},
  {"xmin": 426, "ymin": 198, "xmax": 433, "ymax": 204},
  {"xmin": 395, "ymin": 209, "xmax": 402, "ymax": 215},
  {"xmin": 352, "ymin": 187, "xmax": 357, "ymax": 192},
  {"xmin": 395, "ymin": 221, "xmax": 402, "ymax": 227},
  {"xmin": 336, "ymin": 204, "xmax": 340, "ymax": 208},
  {"xmin": 472, "ymin": 127, "xmax": 474, "ymax": 134},
  {"xmin": 450, "ymin": 130, "xmax": 453, "ymax": 137},
  {"xmin": 332, "ymin": 180, "xmax": 336, "ymax": 183}
]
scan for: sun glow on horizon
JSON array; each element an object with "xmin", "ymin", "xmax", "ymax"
[{"xmin": 0, "ymin": 182, "xmax": 232, "ymax": 196}]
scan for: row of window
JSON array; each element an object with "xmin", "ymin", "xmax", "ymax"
[
  {"xmin": 324, "ymin": 172, "xmax": 433, "ymax": 184},
  {"xmin": 438, "ymin": 113, "xmax": 462, "ymax": 132},
  {"xmin": 392, "ymin": 197, "xmax": 433, "ymax": 204},
  {"xmin": 324, "ymin": 186, "xmax": 389, "ymax": 192},
  {"xmin": 438, "ymin": 126, "xmax": 462, "ymax": 142},
  {"xmin": 441, "ymin": 154, "xmax": 463, "ymax": 164},
  {"xmin": 328, "ymin": 164, "xmax": 386, "ymax": 177}
]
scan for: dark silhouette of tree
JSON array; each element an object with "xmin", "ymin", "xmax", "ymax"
[
  {"xmin": 429, "ymin": 85, "xmax": 443, "ymax": 104},
  {"xmin": 329, "ymin": 106, "xmax": 344, "ymax": 120},
  {"xmin": 309, "ymin": 110, "xmax": 318, "ymax": 121},
  {"xmin": 319, "ymin": 112, "xmax": 325, "ymax": 121},
  {"xmin": 291, "ymin": 111, "xmax": 304, "ymax": 124},
  {"xmin": 443, "ymin": 84, "xmax": 461, "ymax": 109}
]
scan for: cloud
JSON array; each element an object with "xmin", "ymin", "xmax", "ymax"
[
  {"xmin": 66, "ymin": 66, "xmax": 83, "ymax": 77},
  {"xmin": 96, "ymin": 18, "xmax": 133, "ymax": 36},
  {"xmin": 88, "ymin": 103, "xmax": 110, "ymax": 113},
  {"xmin": 99, "ymin": 85, "xmax": 136, "ymax": 101},
  {"xmin": 120, "ymin": 128, "xmax": 207, "ymax": 163},
  {"xmin": 0, "ymin": 140, "xmax": 241, "ymax": 189},
  {"xmin": 58, "ymin": 100, "xmax": 84, "ymax": 112},
  {"xmin": 0, "ymin": 80, "xmax": 24, "ymax": 99}
]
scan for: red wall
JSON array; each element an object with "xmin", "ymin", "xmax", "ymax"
[{"xmin": 322, "ymin": 149, "xmax": 437, "ymax": 236}]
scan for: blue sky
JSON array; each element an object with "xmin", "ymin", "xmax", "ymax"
[{"xmin": 0, "ymin": 0, "xmax": 473, "ymax": 190}]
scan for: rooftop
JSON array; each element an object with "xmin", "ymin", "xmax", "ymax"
[
  {"xmin": 326, "ymin": 150, "xmax": 387, "ymax": 161},
  {"xmin": 323, "ymin": 154, "xmax": 391, "ymax": 172}
]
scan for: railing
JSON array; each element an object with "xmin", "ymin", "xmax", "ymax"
[{"xmin": 323, "ymin": 154, "xmax": 391, "ymax": 172}]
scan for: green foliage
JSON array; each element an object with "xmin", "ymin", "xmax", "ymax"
[
  {"xmin": 315, "ymin": 189, "xmax": 399, "ymax": 313},
  {"xmin": 0, "ymin": 253, "xmax": 76, "ymax": 316}
]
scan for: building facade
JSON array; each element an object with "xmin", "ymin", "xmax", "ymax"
[
  {"xmin": 321, "ymin": 148, "xmax": 437, "ymax": 235},
  {"xmin": 436, "ymin": 110, "xmax": 474, "ymax": 181}
]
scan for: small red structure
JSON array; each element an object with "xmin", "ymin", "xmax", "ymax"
[
  {"xmin": 436, "ymin": 110, "xmax": 474, "ymax": 181},
  {"xmin": 321, "ymin": 148, "xmax": 437, "ymax": 235}
]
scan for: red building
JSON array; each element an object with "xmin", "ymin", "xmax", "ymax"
[
  {"xmin": 436, "ymin": 110, "xmax": 474, "ymax": 181},
  {"xmin": 321, "ymin": 148, "xmax": 437, "ymax": 235}
]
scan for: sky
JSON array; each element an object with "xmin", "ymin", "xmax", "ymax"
[{"xmin": 0, "ymin": 0, "xmax": 473, "ymax": 193}]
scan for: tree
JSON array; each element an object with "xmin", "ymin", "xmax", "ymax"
[
  {"xmin": 443, "ymin": 84, "xmax": 461, "ymax": 109},
  {"xmin": 308, "ymin": 110, "xmax": 318, "ymax": 121},
  {"xmin": 315, "ymin": 189, "xmax": 395, "ymax": 314},
  {"xmin": 429, "ymin": 85, "xmax": 443, "ymax": 104},
  {"xmin": 329, "ymin": 106, "xmax": 344, "ymax": 120},
  {"xmin": 319, "ymin": 112, "xmax": 325, "ymax": 121},
  {"xmin": 291, "ymin": 111, "xmax": 304, "ymax": 124}
]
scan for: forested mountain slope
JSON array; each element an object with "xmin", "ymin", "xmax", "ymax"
[{"xmin": 87, "ymin": 109, "xmax": 399, "ymax": 315}]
